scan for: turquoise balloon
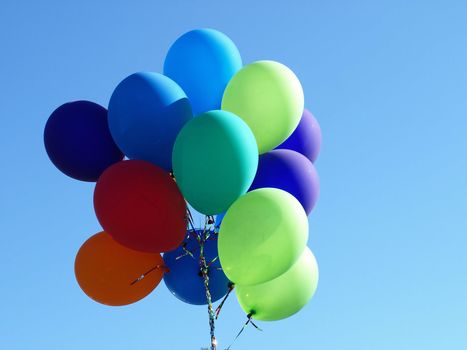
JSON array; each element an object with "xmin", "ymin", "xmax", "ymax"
[
  {"xmin": 164, "ymin": 29, "xmax": 242, "ymax": 115},
  {"xmin": 172, "ymin": 110, "xmax": 258, "ymax": 215}
]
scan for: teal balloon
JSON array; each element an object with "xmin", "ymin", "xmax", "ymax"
[
  {"xmin": 172, "ymin": 110, "xmax": 258, "ymax": 215},
  {"xmin": 164, "ymin": 29, "xmax": 242, "ymax": 115}
]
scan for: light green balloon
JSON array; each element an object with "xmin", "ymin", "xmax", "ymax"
[
  {"xmin": 218, "ymin": 188, "xmax": 308, "ymax": 285},
  {"xmin": 236, "ymin": 247, "xmax": 319, "ymax": 321},
  {"xmin": 172, "ymin": 110, "xmax": 258, "ymax": 215},
  {"xmin": 221, "ymin": 60, "xmax": 304, "ymax": 154}
]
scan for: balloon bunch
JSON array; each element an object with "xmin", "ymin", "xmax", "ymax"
[{"xmin": 44, "ymin": 29, "xmax": 322, "ymax": 349}]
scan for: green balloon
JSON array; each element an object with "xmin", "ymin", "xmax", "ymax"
[
  {"xmin": 218, "ymin": 188, "xmax": 308, "ymax": 285},
  {"xmin": 172, "ymin": 110, "xmax": 258, "ymax": 215},
  {"xmin": 221, "ymin": 60, "xmax": 304, "ymax": 154},
  {"xmin": 236, "ymin": 247, "xmax": 319, "ymax": 321}
]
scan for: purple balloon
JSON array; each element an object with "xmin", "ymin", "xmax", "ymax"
[
  {"xmin": 275, "ymin": 109, "xmax": 322, "ymax": 163},
  {"xmin": 249, "ymin": 149, "xmax": 319, "ymax": 215}
]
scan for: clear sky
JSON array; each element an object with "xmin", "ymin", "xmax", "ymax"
[{"xmin": 1, "ymin": 0, "xmax": 466, "ymax": 349}]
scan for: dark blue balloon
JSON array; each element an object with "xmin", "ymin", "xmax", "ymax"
[
  {"xmin": 108, "ymin": 72, "xmax": 193, "ymax": 171},
  {"xmin": 164, "ymin": 29, "xmax": 242, "ymax": 115},
  {"xmin": 163, "ymin": 230, "xmax": 230, "ymax": 305},
  {"xmin": 44, "ymin": 101, "xmax": 124, "ymax": 182},
  {"xmin": 249, "ymin": 149, "xmax": 320, "ymax": 215},
  {"xmin": 275, "ymin": 109, "xmax": 322, "ymax": 163}
]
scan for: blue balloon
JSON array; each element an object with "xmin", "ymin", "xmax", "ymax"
[
  {"xmin": 249, "ymin": 149, "xmax": 320, "ymax": 215},
  {"xmin": 215, "ymin": 212, "xmax": 225, "ymax": 229},
  {"xmin": 164, "ymin": 29, "xmax": 242, "ymax": 115},
  {"xmin": 108, "ymin": 72, "xmax": 193, "ymax": 170},
  {"xmin": 163, "ymin": 230, "xmax": 230, "ymax": 305},
  {"xmin": 44, "ymin": 101, "xmax": 124, "ymax": 182}
]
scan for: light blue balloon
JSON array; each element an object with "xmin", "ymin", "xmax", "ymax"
[
  {"xmin": 108, "ymin": 72, "xmax": 193, "ymax": 170},
  {"xmin": 164, "ymin": 29, "xmax": 242, "ymax": 116}
]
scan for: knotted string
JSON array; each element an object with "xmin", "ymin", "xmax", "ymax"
[{"xmin": 226, "ymin": 312, "xmax": 262, "ymax": 350}]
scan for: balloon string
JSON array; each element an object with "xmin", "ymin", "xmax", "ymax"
[
  {"xmin": 186, "ymin": 208, "xmax": 219, "ymax": 349},
  {"xmin": 199, "ymin": 227, "xmax": 217, "ymax": 350},
  {"xmin": 250, "ymin": 318, "xmax": 262, "ymax": 331},
  {"xmin": 205, "ymin": 215, "xmax": 215, "ymax": 226},
  {"xmin": 186, "ymin": 208, "xmax": 197, "ymax": 232},
  {"xmin": 215, "ymin": 282, "xmax": 235, "ymax": 319},
  {"xmin": 226, "ymin": 312, "xmax": 262, "ymax": 350},
  {"xmin": 130, "ymin": 264, "xmax": 169, "ymax": 285},
  {"xmin": 175, "ymin": 242, "xmax": 196, "ymax": 260},
  {"xmin": 207, "ymin": 256, "xmax": 219, "ymax": 267}
]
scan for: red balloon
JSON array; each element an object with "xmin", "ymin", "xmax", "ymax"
[{"xmin": 94, "ymin": 160, "xmax": 187, "ymax": 253}]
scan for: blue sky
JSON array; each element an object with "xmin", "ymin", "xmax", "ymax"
[{"xmin": 1, "ymin": 0, "xmax": 467, "ymax": 349}]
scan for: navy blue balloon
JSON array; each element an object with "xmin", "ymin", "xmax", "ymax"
[
  {"xmin": 249, "ymin": 149, "xmax": 320, "ymax": 215},
  {"xmin": 108, "ymin": 72, "xmax": 193, "ymax": 171},
  {"xmin": 44, "ymin": 101, "xmax": 124, "ymax": 182},
  {"xmin": 163, "ymin": 230, "xmax": 230, "ymax": 305},
  {"xmin": 164, "ymin": 29, "xmax": 242, "ymax": 115},
  {"xmin": 275, "ymin": 109, "xmax": 322, "ymax": 163}
]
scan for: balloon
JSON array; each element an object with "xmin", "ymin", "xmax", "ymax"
[
  {"xmin": 236, "ymin": 247, "xmax": 319, "ymax": 321},
  {"xmin": 164, "ymin": 28, "xmax": 242, "ymax": 115},
  {"xmin": 74, "ymin": 232, "xmax": 165, "ymax": 306},
  {"xmin": 276, "ymin": 109, "xmax": 322, "ymax": 163},
  {"xmin": 215, "ymin": 212, "xmax": 225, "ymax": 229},
  {"xmin": 249, "ymin": 149, "xmax": 320, "ymax": 215},
  {"xmin": 44, "ymin": 101, "xmax": 124, "ymax": 181},
  {"xmin": 218, "ymin": 188, "xmax": 308, "ymax": 285},
  {"xmin": 108, "ymin": 72, "xmax": 192, "ymax": 170},
  {"xmin": 94, "ymin": 160, "xmax": 187, "ymax": 253},
  {"xmin": 221, "ymin": 60, "xmax": 304, "ymax": 154},
  {"xmin": 172, "ymin": 110, "xmax": 258, "ymax": 215},
  {"xmin": 163, "ymin": 230, "xmax": 230, "ymax": 305}
]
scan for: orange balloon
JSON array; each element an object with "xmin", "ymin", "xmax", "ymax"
[{"xmin": 75, "ymin": 232, "xmax": 165, "ymax": 306}]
